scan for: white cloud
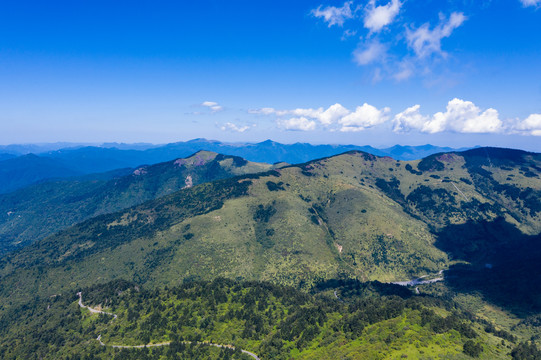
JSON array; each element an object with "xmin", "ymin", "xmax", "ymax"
[
  {"xmin": 364, "ymin": 0, "xmax": 401, "ymax": 33},
  {"xmin": 220, "ymin": 122, "xmax": 252, "ymax": 133},
  {"xmin": 249, "ymin": 103, "xmax": 350, "ymax": 126},
  {"xmin": 319, "ymin": 103, "xmax": 351, "ymax": 125},
  {"xmin": 433, "ymin": 99, "xmax": 502, "ymax": 133},
  {"xmin": 312, "ymin": 1, "xmax": 355, "ymax": 27},
  {"xmin": 393, "ymin": 60, "xmax": 414, "ymax": 81},
  {"xmin": 393, "ymin": 104, "xmax": 428, "ymax": 132},
  {"xmin": 372, "ymin": 67, "xmax": 384, "ymax": 83},
  {"xmin": 249, "ymin": 107, "xmax": 283, "ymax": 115},
  {"xmin": 312, "ymin": 1, "xmax": 470, "ymax": 81},
  {"xmin": 515, "ymin": 114, "xmax": 541, "ymax": 136},
  {"xmin": 339, "ymin": 103, "xmax": 391, "ymax": 131},
  {"xmin": 406, "ymin": 12, "xmax": 466, "ymax": 58},
  {"xmin": 279, "ymin": 117, "xmax": 317, "ymax": 131},
  {"xmin": 520, "ymin": 0, "xmax": 541, "ymax": 7},
  {"xmin": 393, "ymin": 98, "xmax": 503, "ymax": 134},
  {"xmin": 201, "ymin": 101, "xmax": 223, "ymax": 112},
  {"xmin": 289, "ymin": 107, "xmax": 325, "ymax": 118},
  {"xmin": 252, "ymin": 102, "xmax": 389, "ymax": 131},
  {"xmin": 353, "ymin": 40, "xmax": 386, "ymax": 65},
  {"xmin": 250, "ymin": 100, "xmax": 541, "ymax": 136},
  {"xmin": 202, "ymin": 101, "xmax": 218, "ymax": 107},
  {"xmin": 341, "ymin": 29, "xmax": 358, "ymax": 41}
]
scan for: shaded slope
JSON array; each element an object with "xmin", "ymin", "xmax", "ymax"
[
  {"xmin": 0, "ymin": 154, "xmax": 15, "ymax": 162},
  {"xmin": 0, "ymin": 154, "xmax": 81, "ymax": 194},
  {"xmin": 437, "ymin": 219, "xmax": 541, "ymax": 316}
]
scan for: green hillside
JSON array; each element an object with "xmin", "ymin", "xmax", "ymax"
[
  {"xmin": 0, "ymin": 278, "xmax": 520, "ymax": 359},
  {"xmin": 0, "ymin": 150, "xmax": 279, "ymax": 255},
  {"xmin": 0, "ymin": 147, "xmax": 540, "ymax": 358},
  {"xmin": 1, "ymin": 148, "xmax": 540, "ymax": 299}
]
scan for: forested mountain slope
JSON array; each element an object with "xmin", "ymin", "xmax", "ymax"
[
  {"xmin": 0, "ymin": 154, "xmax": 82, "ymax": 194},
  {"xmin": 0, "ymin": 147, "xmax": 540, "ymax": 359},
  {"xmin": 0, "ymin": 278, "xmax": 519, "ymax": 359},
  {"xmin": 0, "ymin": 151, "xmax": 279, "ymax": 255},
  {"xmin": 1, "ymin": 147, "xmax": 539, "ymax": 316}
]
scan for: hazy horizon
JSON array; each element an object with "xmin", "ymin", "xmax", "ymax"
[
  {"xmin": 1, "ymin": 138, "xmax": 540, "ymax": 157},
  {"xmin": 1, "ymin": 1, "xmax": 540, "ymax": 150}
]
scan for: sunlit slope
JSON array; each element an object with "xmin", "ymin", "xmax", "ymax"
[
  {"xmin": 1, "ymin": 148, "xmax": 540, "ymax": 313},
  {"xmin": 0, "ymin": 150, "xmax": 278, "ymax": 254},
  {"xmin": 0, "ymin": 279, "xmax": 515, "ymax": 360},
  {"xmin": 398, "ymin": 148, "xmax": 541, "ymax": 234}
]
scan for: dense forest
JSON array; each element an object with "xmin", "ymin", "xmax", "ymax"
[{"xmin": 0, "ymin": 278, "xmax": 533, "ymax": 359}]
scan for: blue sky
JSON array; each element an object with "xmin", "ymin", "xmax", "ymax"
[{"xmin": 1, "ymin": 0, "xmax": 541, "ymax": 150}]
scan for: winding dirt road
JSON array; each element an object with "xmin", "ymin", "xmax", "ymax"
[
  {"xmin": 77, "ymin": 292, "xmax": 260, "ymax": 359},
  {"xmin": 77, "ymin": 292, "xmax": 118, "ymax": 319}
]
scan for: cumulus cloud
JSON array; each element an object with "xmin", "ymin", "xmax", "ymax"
[
  {"xmin": 312, "ymin": 1, "xmax": 355, "ymax": 27},
  {"xmin": 250, "ymin": 103, "xmax": 350, "ymax": 126},
  {"xmin": 364, "ymin": 0, "xmax": 401, "ymax": 33},
  {"xmin": 520, "ymin": 0, "xmax": 541, "ymax": 7},
  {"xmin": 515, "ymin": 114, "xmax": 541, "ymax": 136},
  {"xmin": 406, "ymin": 12, "xmax": 466, "ymax": 59},
  {"xmin": 353, "ymin": 40, "xmax": 387, "ymax": 65},
  {"xmin": 251, "ymin": 102, "xmax": 390, "ymax": 131},
  {"xmin": 279, "ymin": 117, "xmax": 317, "ymax": 131},
  {"xmin": 220, "ymin": 122, "xmax": 252, "ymax": 133},
  {"xmin": 393, "ymin": 105, "xmax": 428, "ymax": 132},
  {"xmin": 201, "ymin": 101, "xmax": 223, "ymax": 112},
  {"xmin": 250, "ymin": 100, "xmax": 541, "ymax": 136},
  {"xmin": 288, "ymin": 108, "xmax": 325, "ymax": 119},
  {"xmin": 318, "ymin": 103, "xmax": 351, "ymax": 125},
  {"xmin": 393, "ymin": 98, "xmax": 503, "ymax": 134},
  {"xmin": 339, "ymin": 103, "xmax": 391, "ymax": 131}
]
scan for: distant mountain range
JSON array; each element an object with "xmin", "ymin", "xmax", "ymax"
[
  {"xmin": 0, "ymin": 154, "xmax": 15, "ymax": 162},
  {"xmin": 0, "ymin": 139, "xmax": 469, "ymax": 193},
  {"xmin": 0, "ymin": 154, "xmax": 82, "ymax": 194}
]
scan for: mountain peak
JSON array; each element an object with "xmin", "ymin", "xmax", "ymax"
[
  {"xmin": 186, "ymin": 138, "xmax": 220, "ymax": 144},
  {"xmin": 258, "ymin": 139, "xmax": 278, "ymax": 146},
  {"xmin": 174, "ymin": 150, "xmax": 219, "ymax": 167}
]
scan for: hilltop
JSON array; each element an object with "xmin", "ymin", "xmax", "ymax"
[{"xmin": 0, "ymin": 140, "xmax": 467, "ymax": 193}]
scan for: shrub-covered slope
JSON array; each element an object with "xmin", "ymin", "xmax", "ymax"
[
  {"xmin": 1, "ymin": 147, "xmax": 540, "ymax": 316},
  {"xmin": 0, "ymin": 151, "xmax": 278, "ymax": 255}
]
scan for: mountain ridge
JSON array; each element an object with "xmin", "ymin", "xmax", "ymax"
[
  {"xmin": 0, "ymin": 150, "xmax": 279, "ymax": 255},
  {"xmin": 0, "ymin": 140, "xmax": 472, "ymax": 194},
  {"xmin": 1, "ymin": 147, "xmax": 539, "ymax": 312}
]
